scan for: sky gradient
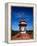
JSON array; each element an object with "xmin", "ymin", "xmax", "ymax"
[{"xmin": 11, "ymin": 6, "xmax": 33, "ymax": 31}]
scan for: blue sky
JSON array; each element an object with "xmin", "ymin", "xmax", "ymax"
[{"xmin": 11, "ymin": 6, "xmax": 33, "ymax": 31}]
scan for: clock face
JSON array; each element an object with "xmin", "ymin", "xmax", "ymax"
[{"xmin": 21, "ymin": 26, "xmax": 25, "ymax": 31}]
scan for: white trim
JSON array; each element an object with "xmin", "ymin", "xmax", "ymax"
[{"xmin": 20, "ymin": 32, "xmax": 26, "ymax": 33}]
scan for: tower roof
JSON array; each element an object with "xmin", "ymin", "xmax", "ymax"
[{"xmin": 19, "ymin": 19, "xmax": 27, "ymax": 26}]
